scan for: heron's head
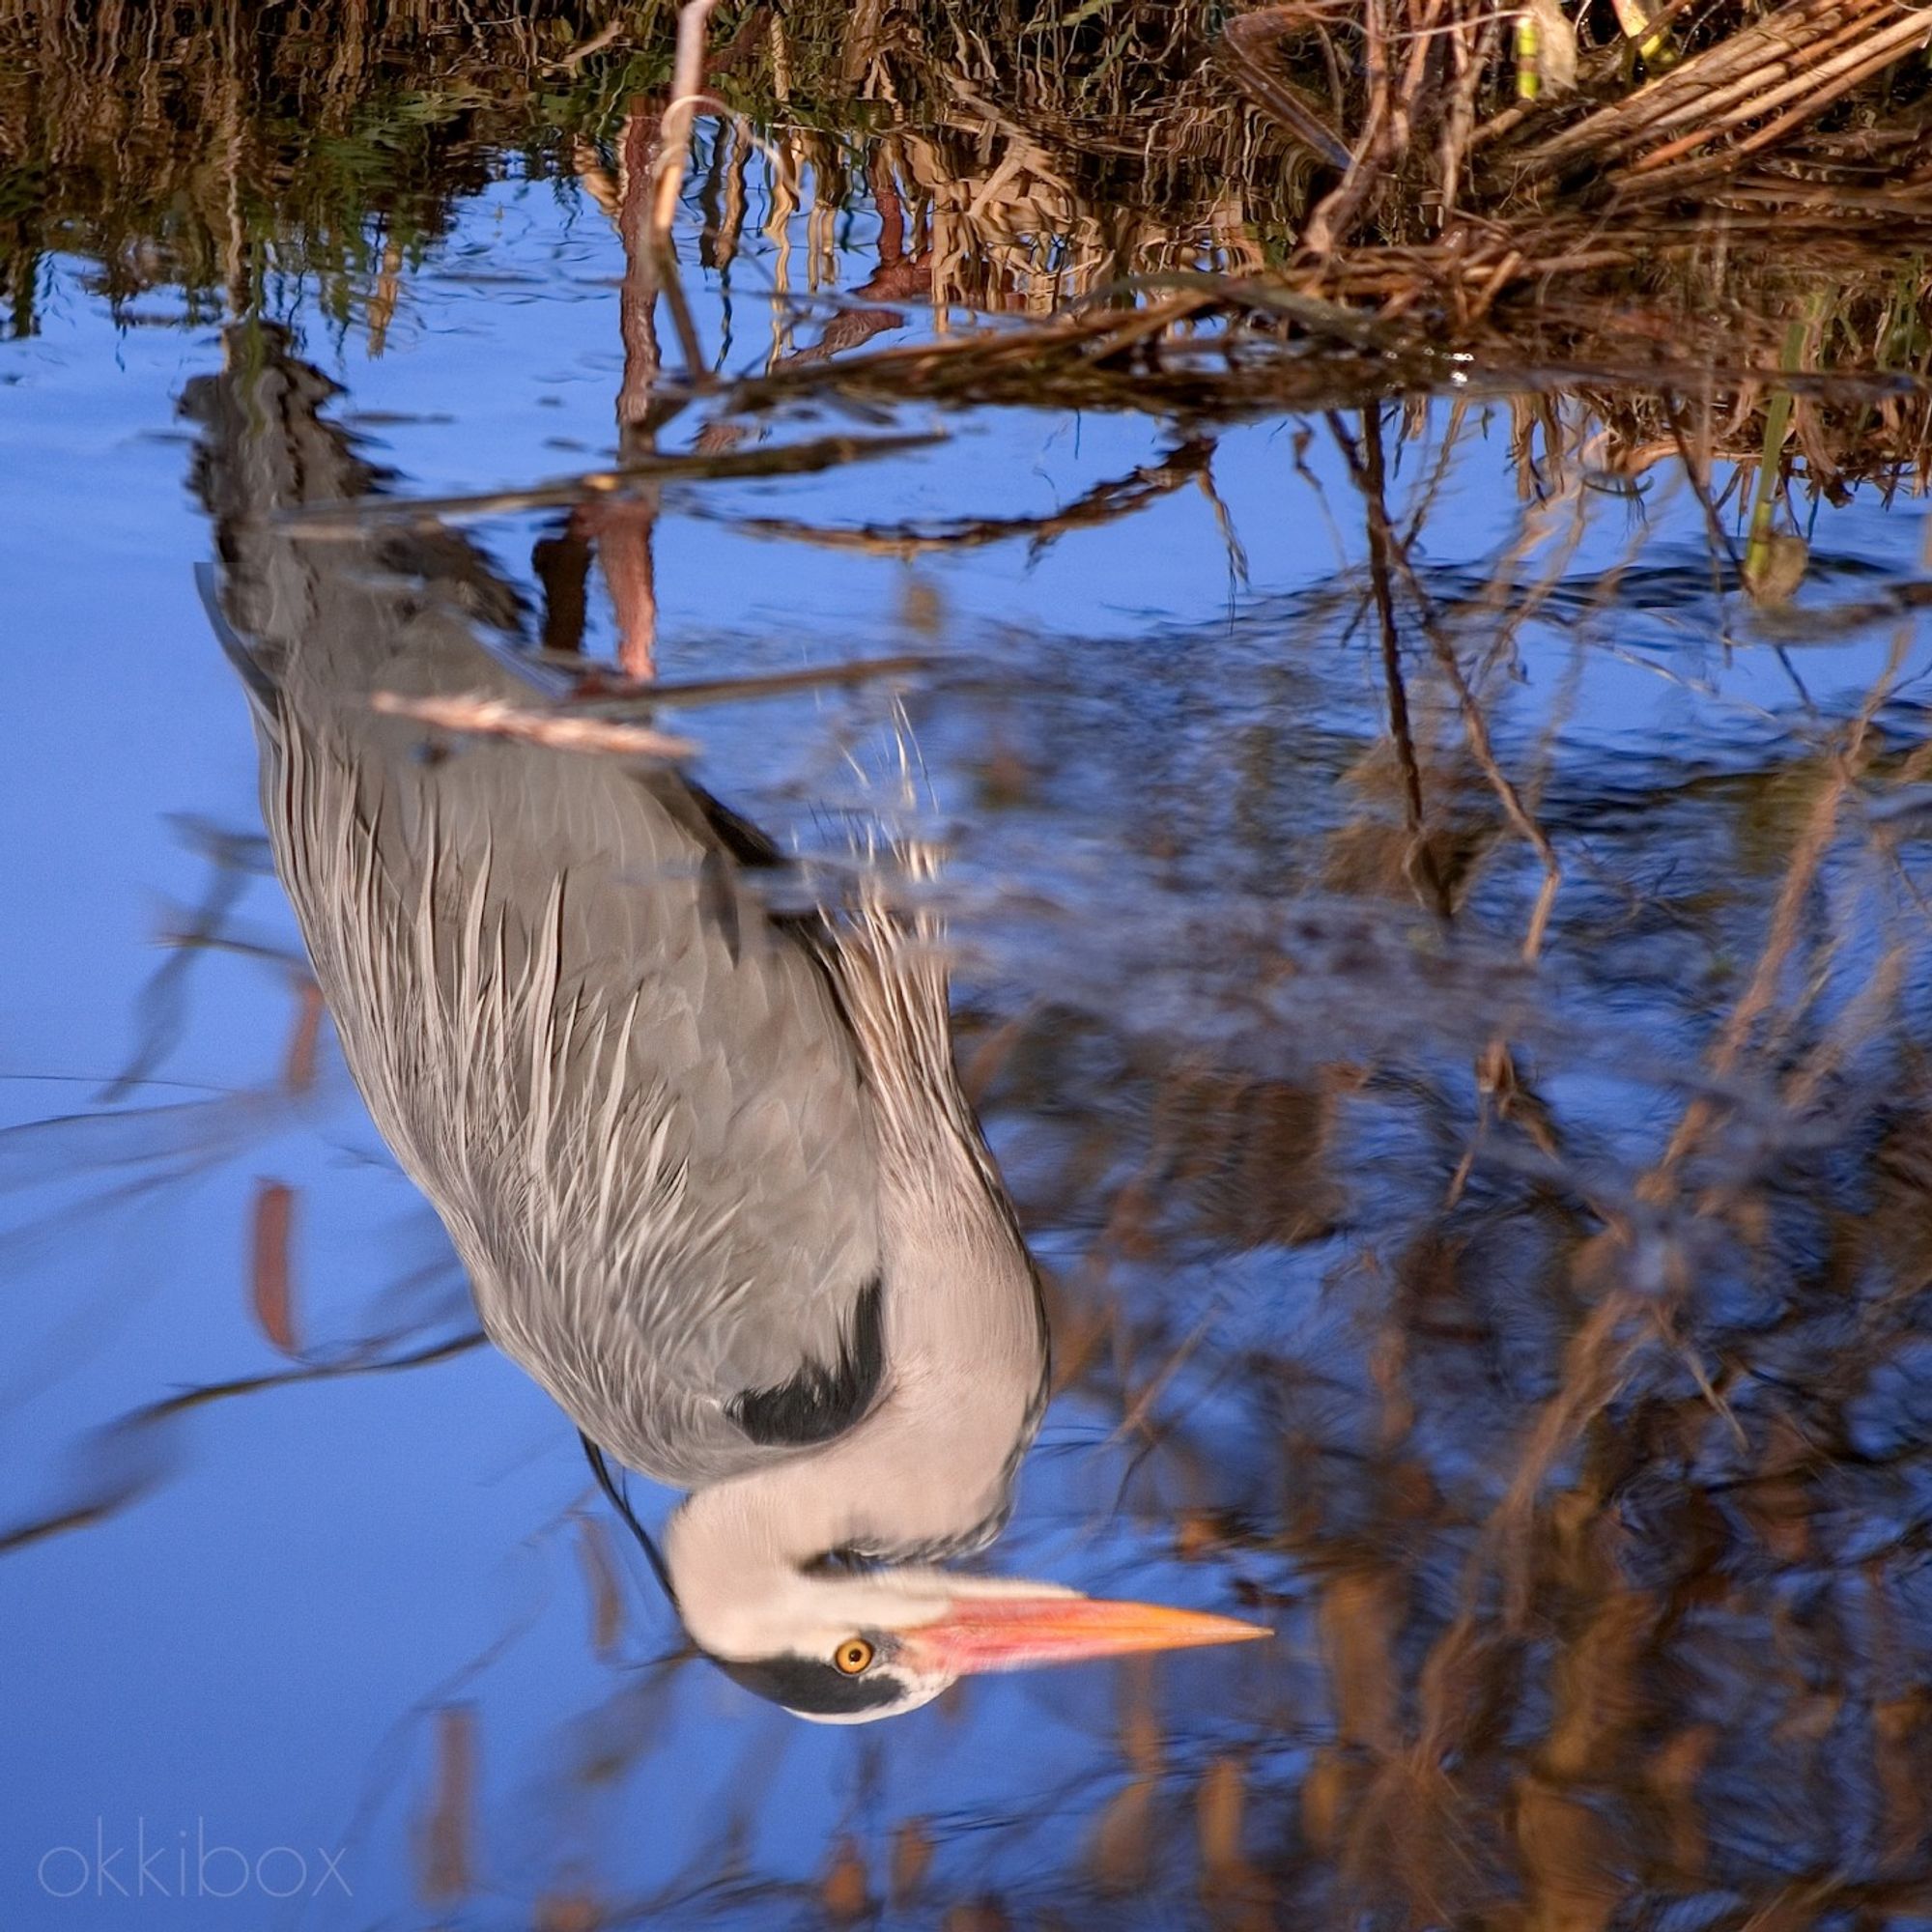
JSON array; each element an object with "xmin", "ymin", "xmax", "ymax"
[{"xmin": 686, "ymin": 1566, "xmax": 1269, "ymax": 1724}]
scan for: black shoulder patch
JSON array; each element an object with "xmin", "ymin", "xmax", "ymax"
[
  {"xmin": 727, "ymin": 1276, "xmax": 885, "ymax": 1448},
  {"xmin": 711, "ymin": 1651, "xmax": 905, "ymax": 1716},
  {"xmin": 684, "ymin": 780, "xmax": 785, "ymax": 868}
]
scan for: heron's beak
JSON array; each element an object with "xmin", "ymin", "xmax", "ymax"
[{"xmin": 898, "ymin": 1591, "xmax": 1271, "ymax": 1678}]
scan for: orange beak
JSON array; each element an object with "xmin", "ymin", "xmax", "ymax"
[{"xmin": 896, "ymin": 1592, "xmax": 1272, "ymax": 1679}]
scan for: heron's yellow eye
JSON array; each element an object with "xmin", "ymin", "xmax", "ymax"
[{"xmin": 834, "ymin": 1638, "xmax": 875, "ymax": 1675}]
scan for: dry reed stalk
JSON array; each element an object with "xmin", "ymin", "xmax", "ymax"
[
  {"xmin": 1614, "ymin": 9, "xmax": 1932, "ymax": 193},
  {"xmin": 1297, "ymin": 0, "xmax": 1394, "ymax": 255},
  {"xmin": 650, "ymin": 0, "xmax": 724, "ymax": 241},
  {"xmin": 1510, "ymin": 0, "xmax": 1925, "ymax": 181},
  {"xmin": 1437, "ymin": 13, "xmax": 1501, "ymax": 216}
]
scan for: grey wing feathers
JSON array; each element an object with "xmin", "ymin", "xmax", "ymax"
[{"xmin": 191, "ymin": 332, "xmax": 887, "ymax": 1489}]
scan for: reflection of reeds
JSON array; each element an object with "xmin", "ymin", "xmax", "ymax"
[
  {"xmin": 8, "ymin": 0, "xmax": 1929, "ymax": 493},
  {"xmin": 13, "ymin": 0, "xmax": 1929, "ymax": 358},
  {"xmin": 933, "ymin": 404, "xmax": 1932, "ymax": 1931},
  {"xmin": 0, "ymin": 0, "xmax": 615, "ymax": 328}
]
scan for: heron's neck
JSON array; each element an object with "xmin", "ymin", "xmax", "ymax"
[{"xmin": 666, "ymin": 1141, "xmax": 1045, "ymax": 1652}]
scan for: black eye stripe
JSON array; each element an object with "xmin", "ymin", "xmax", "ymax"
[{"xmin": 709, "ymin": 1652, "xmax": 904, "ymax": 1714}]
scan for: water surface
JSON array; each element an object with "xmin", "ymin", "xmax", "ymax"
[{"xmin": 6, "ymin": 56, "xmax": 1932, "ymax": 1932}]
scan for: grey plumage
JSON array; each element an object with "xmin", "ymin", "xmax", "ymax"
[
  {"xmin": 189, "ymin": 329, "xmax": 1268, "ymax": 1721},
  {"xmin": 187, "ymin": 327, "xmax": 1044, "ymax": 1498}
]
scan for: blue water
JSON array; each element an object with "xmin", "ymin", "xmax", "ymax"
[{"xmin": 5, "ymin": 138, "xmax": 1932, "ymax": 1932}]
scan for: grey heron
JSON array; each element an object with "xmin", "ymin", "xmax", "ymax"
[{"xmin": 186, "ymin": 328, "xmax": 1268, "ymax": 1721}]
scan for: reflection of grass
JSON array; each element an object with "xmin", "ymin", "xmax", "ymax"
[
  {"xmin": 8, "ymin": 0, "xmax": 1930, "ymax": 501},
  {"xmin": 939, "ymin": 416, "xmax": 1932, "ymax": 1926},
  {"xmin": 0, "ymin": 0, "xmax": 621, "ymax": 331}
]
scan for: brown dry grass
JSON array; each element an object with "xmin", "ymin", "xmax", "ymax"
[{"xmin": 7, "ymin": 0, "xmax": 1928, "ymax": 337}]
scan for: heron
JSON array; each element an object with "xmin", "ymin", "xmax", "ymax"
[{"xmin": 186, "ymin": 328, "xmax": 1268, "ymax": 1721}]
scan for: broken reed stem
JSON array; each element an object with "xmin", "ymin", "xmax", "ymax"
[
  {"xmin": 1516, "ymin": 0, "xmax": 1857, "ymax": 166},
  {"xmin": 1214, "ymin": 13, "xmax": 1330, "ymax": 156},
  {"xmin": 1628, "ymin": 8, "xmax": 1908, "ymax": 170},
  {"xmin": 1216, "ymin": 13, "xmax": 1353, "ymax": 168},
  {"xmin": 370, "ymin": 692, "xmax": 695, "ymax": 760}
]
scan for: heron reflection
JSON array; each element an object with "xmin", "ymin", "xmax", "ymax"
[{"xmin": 188, "ymin": 331, "xmax": 1265, "ymax": 1720}]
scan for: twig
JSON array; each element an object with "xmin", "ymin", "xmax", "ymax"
[
  {"xmin": 274, "ymin": 433, "xmax": 941, "ymax": 530},
  {"xmin": 1214, "ymin": 10, "xmax": 1354, "ymax": 169},
  {"xmin": 698, "ymin": 437, "xmax": 1214, "ymax": 558},
  {"xmin": 1331, "ymin": 409, "xmax": 1563, "ymax": 961},
  {"xmin": 526, "ymin": 652, "xmax": 936, "ymax": 705},
  {"xmin": 650, "ymin": 0, "xmax": 724, "ymax": 241}
]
